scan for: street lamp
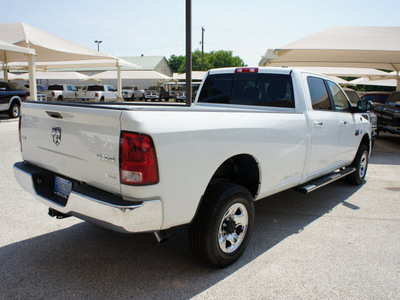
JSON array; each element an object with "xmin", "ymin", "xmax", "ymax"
[{"xmin": 94, "ymin": 40, "xmax": 102, "ymax": 52}]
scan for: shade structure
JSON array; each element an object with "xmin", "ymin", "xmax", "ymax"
[
  {"xmin": 0, "ymin": 23, "xmax": 112, "ymax": 62},
  {"xmin": 12, "ymin": 71, "xmax": 89, "ymax": 80},
  {"xmin": 259, "ymin": 26, "xmax": 400, "ymax": 89},
  {"xmin": 350, "ymin": 77, "xmax": 397, "ymax": 87},
  {"xmin": 0, "ymin": 39, "xmax": 37, "ymax": 99},
  {"xmin": 173, "ymin": 71, "xmax": 207, "ymax": 81},
  {"xmin": 0, "ymin": 39, "xmax": 35, "ymax": 62},
  {"xmin": 0, "ymin": 23, "xmax": 141, "ymax": 99},
  {"xmin": 89, "ymin": 70, "xmax": 171, "ymax": 80},
  {"xmin": 327, "ymin": 76, "xmax": 349, "ymax": 85},
  {"xmin": 297, "ymin": 67, "xmax": 390, "ymax": 78}
]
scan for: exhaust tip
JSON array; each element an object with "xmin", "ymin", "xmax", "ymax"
[{"xmin": 154, "ymin": 230, "xmax": 169, "ymax": 243}]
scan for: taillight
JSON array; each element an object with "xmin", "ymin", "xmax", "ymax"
[
  {"xmin": 18, "ymin": 116, "xmax": 23, "ymax": 152},
  {"xmin": 52, "ymin": 92, "xmax": 55, "ymax": 97},
  {"xmin": 235, "ymin": 67, "xmax": 258, "ymax": 73},
  {"xmin": 120, "ymin": 132, "xmax": 159, "ymax": 185},
  {"xmin": 95, "ymin": 92, "xmax": 99, "ymax": 98}
]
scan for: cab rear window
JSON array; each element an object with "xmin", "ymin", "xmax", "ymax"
[{"xmin": 198, "ymin": 73, "xmax": 295, "ymax": 108}]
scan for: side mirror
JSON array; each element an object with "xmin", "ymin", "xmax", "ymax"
[
  {"xmin": 0, "ymin": 87, "xmax": 6, "ymax": 91},
  {"xmin": 357, "ymin": 99, "xmax": 374, "ymax": 112}
]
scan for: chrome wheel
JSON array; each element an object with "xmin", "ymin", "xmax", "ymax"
[
  {"xmin": 12, "ymin": 105, "xmax": 20, "ymax": 117},
  {"xmin": 218, "ymin": 202, "xmax": 248, "ymax": 254},
  {"xmin": 359, "ymin": 152, "xmax": 368, "ymax": 179}
]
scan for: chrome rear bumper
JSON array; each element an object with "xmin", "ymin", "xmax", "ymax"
[{"xmin": 13, "ymin": 162, "xmax": 162, "ymax": 233}]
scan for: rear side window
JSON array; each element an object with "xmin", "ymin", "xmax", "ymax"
[
  {"xmin": 198, "ymin": 73, "xmax": 294, "ymax": 108},
  {"xmin": 48, "ymin": 85, "xmax": 63, "ymax": 91},
  {"xmin": 307, "ymin": 76, "xmax": 331, "ymax": 110},
  {"xmin": 87, "ymin": 85, "xmax": 104, "ymax": 91}
]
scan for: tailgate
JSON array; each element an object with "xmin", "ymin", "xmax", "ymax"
[{"xmin": 20, "ymin": 102, "xmax": 122, "ymax": 195}]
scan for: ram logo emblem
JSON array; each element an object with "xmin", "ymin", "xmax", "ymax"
[{"xmin": 52, "ymin": 127, "xmax": 62, "ymax": 146}]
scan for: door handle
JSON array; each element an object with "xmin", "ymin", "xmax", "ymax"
[
  {"xmin": 313, "ymin": 121, "xmax": 324, "ymax": 127},
  {"xmin": 339, "ymin": 121, "xmax": 347, "ymax": 125}
]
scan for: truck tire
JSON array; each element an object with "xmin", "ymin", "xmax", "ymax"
[
  {"xmin": 346, "ymin": 144, "xmax": 368, "ymax": 185},
  {"xmin": 8, "ymin": 101, "xmax": 20, "ymax": 118},
  {"xmin": 57, "ymin": 96, "xmax": 63, "ymax": 102},
  {"xmin": 100, "ymin": 97, "xmax": 105, "ymax": 102},
  {"xmin": 188, "ymin": 182, "xmax": 254, "ymax": 268}
]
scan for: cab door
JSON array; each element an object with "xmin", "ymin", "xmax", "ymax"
[
  {"xmin": 325, "ymin": 80, "xmax": 360, "ymax": 164},
  {"xmin": 306, "ymin": 76, "xmax": 340, "ymax": 177}
]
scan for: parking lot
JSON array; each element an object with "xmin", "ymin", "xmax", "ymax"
[{"xmin": 0, "ymin": 114, "xmax": 399, "ymax": 299}]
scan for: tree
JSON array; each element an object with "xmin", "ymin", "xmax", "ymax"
[{"xmin": 168, "ymin": 50, "xmax": 245, "ymax": 73}]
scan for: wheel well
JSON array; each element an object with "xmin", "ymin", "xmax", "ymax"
[
  {"xmin": 360, "ymin": 133, "xmax": 370, "ymax": 153},
  {"xmin": 9, "ymin": 97, "xmax": 21, "ymax": 108},
  {"xmin": 209, "ymin": 154, "xmax": 260, "ymax": 198}
]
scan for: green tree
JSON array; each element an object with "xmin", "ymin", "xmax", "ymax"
[{"xmin": 168, "ymin": 50, "xmax": 245, "ymax": 73}]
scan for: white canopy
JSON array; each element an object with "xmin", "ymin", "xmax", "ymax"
[
  {"xmin": 12, "ymin": 71, "xmax": 89, "ymax": 80},
  {"xmin": 0, "ymin": 39, "xmax": 35, "ymax": 62},
  {"xmin": 0, "ymin": 23, "xmax": 112, "ymax": 62},
  {"xmin": 350, "ymin": 77, "xmax": 397, "ymax": 87},
  {"xmin": 89, "ymin": 70, "xmax": 171, "ymax": 80},
  {"xmin": 0, "ymin": 23, "xmax": 139, "ymax": 99},
  {"xmin": 298, "ymin": 67, "xmax": 390, "ymax": 77},
  {"xmin": 0, "ymin": 39, "xmax": 37, "ymax": 98},
  {"xmin": 259, "ymin": 26, "xmax": 400, "ymax": 89},
  {"xmin": 173, "ymin": 71, "xmax": 207, "ymax": 81}
]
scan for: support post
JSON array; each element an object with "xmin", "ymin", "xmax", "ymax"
[
  {"xmin": 3, "ymin": 66, "xmax": 9, "ymax": 82},
  {"xmin": 185, "ymin": 0, "xmax": 192, "ymax": 106},
  {"xmin": 27, "ymin": 54, "xmax": 37, "ymax": 101},
  {"xmin": 116, "ymin": 60, "xmax": 122, "ymax": 102}
]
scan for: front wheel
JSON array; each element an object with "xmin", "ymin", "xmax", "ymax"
[
  {"xmin": 188, "ymin": 183, "xmax": 254, "ymax": 268},
  {"xmin": 346, "ymin": 144, "xmax": 369, "ymax": 185},
  {"xmin": 8, "ymin": 102, "xmax": 20, "ymax": 118}
]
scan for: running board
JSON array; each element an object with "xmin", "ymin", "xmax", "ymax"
[{"xmin": 294, "ymin": 167, "xmax": 356, "ymax": 194}]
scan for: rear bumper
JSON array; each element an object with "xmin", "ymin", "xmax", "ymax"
[{"xmin": 13, "ymin": 161, "xmax": 163, "ymax": 233}]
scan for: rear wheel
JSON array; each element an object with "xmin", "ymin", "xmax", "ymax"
[
  {"xmin": 188, "ymin": 183, "xmax": 254, "ymax": 268},
  {"xmin": 346, "ymin": 144, "xmax": 368, "ymax": 185}
]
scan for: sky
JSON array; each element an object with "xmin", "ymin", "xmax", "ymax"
[{"xmin": 2, "ymin": 0, "xmax": 400, "ymax": 66}]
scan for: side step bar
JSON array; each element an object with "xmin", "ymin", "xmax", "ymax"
[{"xmin": 295, "ymin": 167, "xmax": 356, "ymax": 194}]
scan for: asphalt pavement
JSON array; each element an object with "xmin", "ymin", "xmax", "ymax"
[{"xmin": 0, "ymin": 114, "xmax": 399, "ymax": 299}]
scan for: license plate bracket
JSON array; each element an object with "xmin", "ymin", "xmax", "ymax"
[{"xmin": 54, "ymin": 176, "xmax": 72, "ymax": 199}]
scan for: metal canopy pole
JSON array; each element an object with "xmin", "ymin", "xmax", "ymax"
[{"xmin": 185, "ymin": 0, "xmax": 192, "ymax": 106}]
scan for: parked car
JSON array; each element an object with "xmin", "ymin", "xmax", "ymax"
[
  {"xmin": 343, "ymin": 88, "xmax": 378, "ymax": 145},
  {"xmin": 360, "ymin": 91, "xmax": 392, "ymax": 105},
  {"xmin": 43, "ymin": 84, "xmax": 78, "ymax": 102},
  {"xmin": 76, "ymin": 85, "xmax": 118, "ymax": 102},
  {"xmin": 373, "ymin": 91, "xmax": 400, "ymax": 135},
  {"xmin": 122, "ymin": 86, "xmax": 144, "ymax": 101},
  {"xmin": 0, "ymin": 81, "xmax": 27, "ymax": 118},
  {"xmin": 24, "ymin": 84, "xmax": 47, "ymax": 102},
  {"xmin": 144, "ymin": 86, "xmax": 169, "ymax": 101}
]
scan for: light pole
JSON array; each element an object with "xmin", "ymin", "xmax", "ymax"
[
  {"xmin": 201, "ymin": 27, "xmax": 205, "ymax": 71},
  {"xmin": 185, "ymin": 0, "xmax": 192, "ymax": 107},
  {"xmin": 94, "ymin": 40, "xmax": 102, "ymax": 52}
]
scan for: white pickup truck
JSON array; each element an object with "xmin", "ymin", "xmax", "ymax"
[
  {"xmin": 14, "ymin": 67, "xmax": 372, "ymax": 267},
  {"xmin": 76, "ymin": 84, "xmax": 118, "ymax": 102},
  {"xmin": 43, "ymin": 84, "xmax": 78, "ymax": 102}
]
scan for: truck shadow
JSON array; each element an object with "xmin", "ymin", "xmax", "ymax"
[
  {"xmin": 0, "ymin": 181, "xmax": 363, "ymax": 299},
  {"xmin": 369, "ymin": 133, "xmax": 400, "ymax": 166}
]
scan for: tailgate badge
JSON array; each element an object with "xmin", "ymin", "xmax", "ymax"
[{"xmin": 52, "ymin": 127, "xmax": 62, "ymax": 146}]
